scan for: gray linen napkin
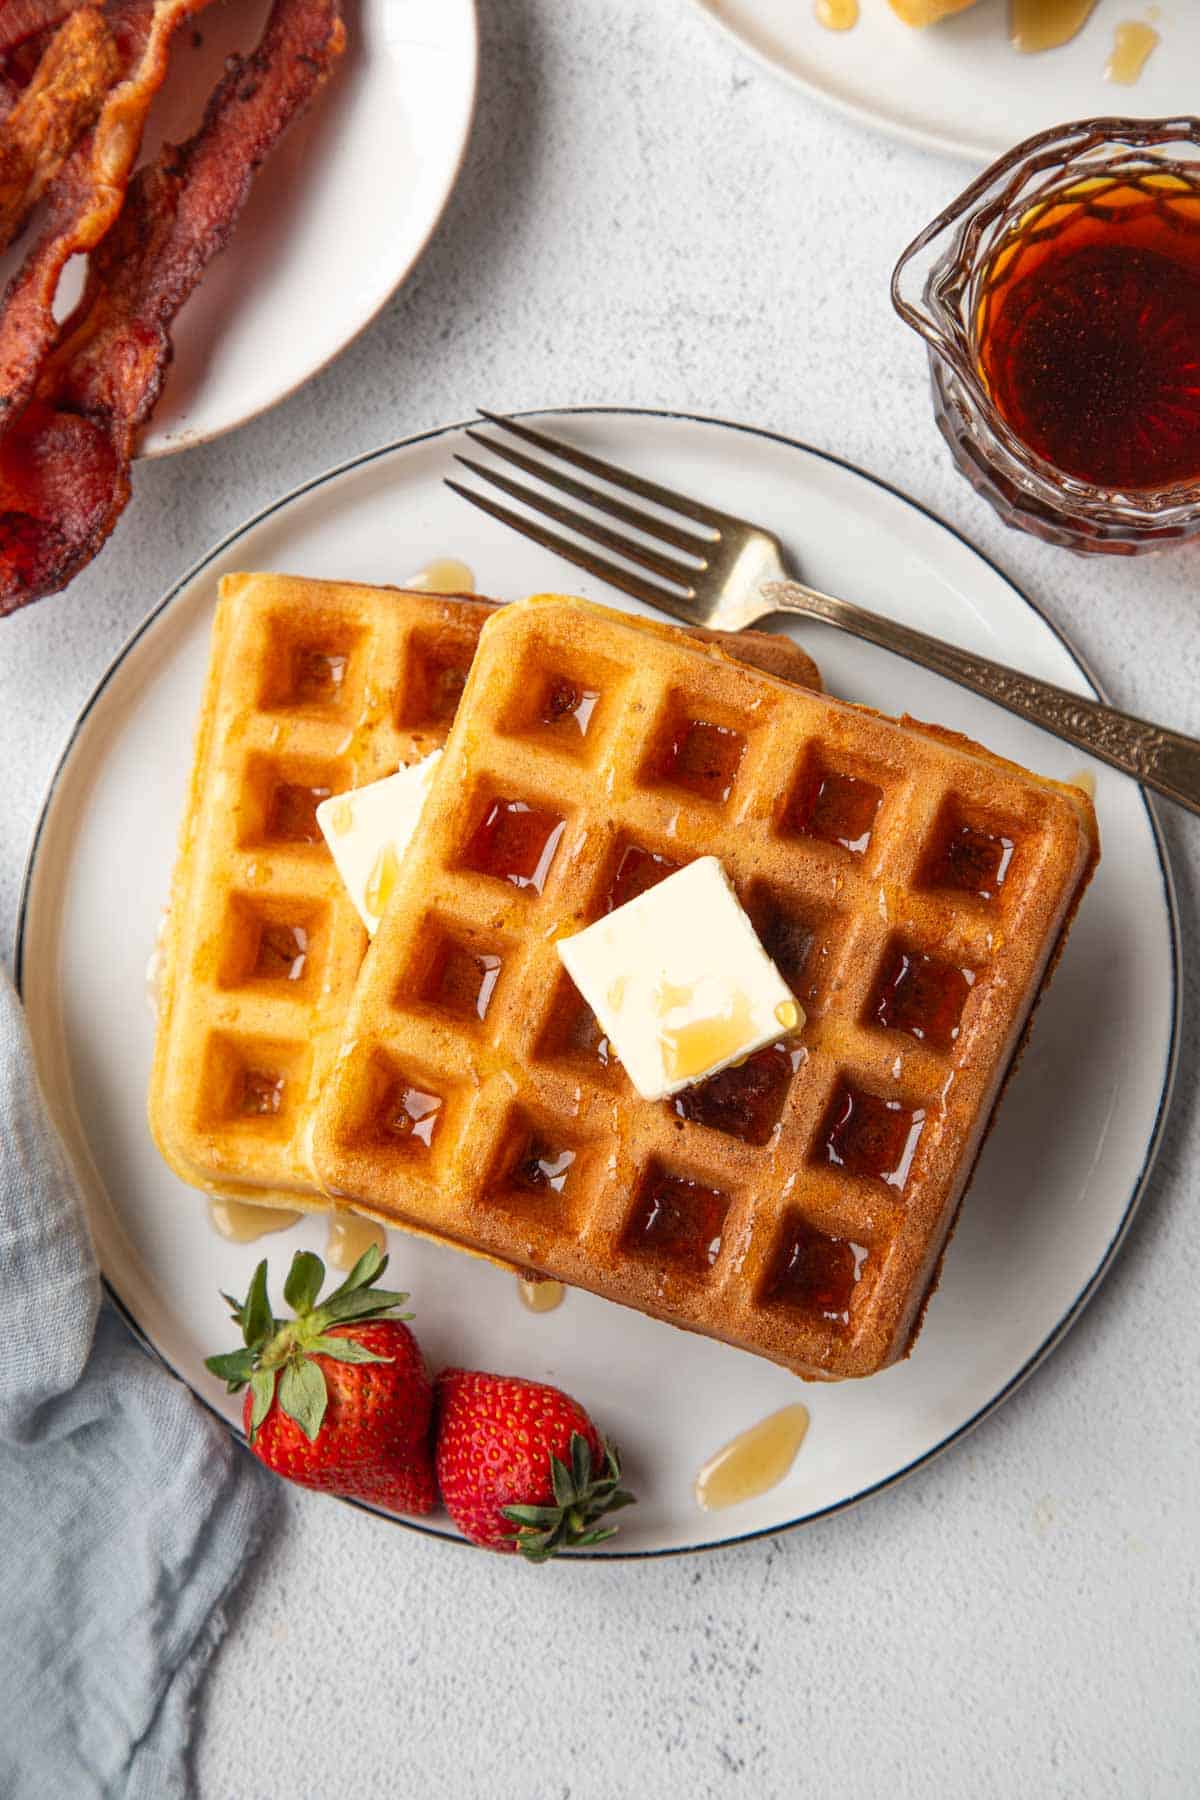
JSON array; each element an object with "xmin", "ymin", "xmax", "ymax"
[{"xmin": 0, "ymin": 963, "xmax": 276, "ymax": 1799}]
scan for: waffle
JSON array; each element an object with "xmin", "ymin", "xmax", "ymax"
[
  {"xmin": 311, "ymin": 595, "xmax": 1099, "ymax": 1380},
  {"xmin": 149, "ymin": 573, "xmax": 821, "ymax": 1212}
]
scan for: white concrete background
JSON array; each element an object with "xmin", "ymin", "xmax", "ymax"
[{"xmin": 2, "ymin": 2, "xmax": 1197, "ymax": 1795}]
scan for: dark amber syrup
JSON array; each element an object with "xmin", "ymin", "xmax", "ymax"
[
  {"xmin": 252, "ymin": 921, "xmax": 309, "ymax": 982},
  {"xmin": 788, "ymin": 765, "xmax": 882, "ymax": 855},
  {"xmin": 765, "ymin": 1217, "xmax": 867, "ymax": 1325},
  {"xmin": 672, "ymin": 1043, "xmax": 800, "ymax": 1146},
  {"xmin": 820, "ymin": 1083, "xmax": 924, "ymax": 1190},
  {"xmin": 656, "ymin": 719, "xmax": 746, "ymax": 803},
  {"xmin": 510, "ymin": 1138, "xmax": 576, "ymax": 1196},
  {"xmin": 606, "ymin": 843, "xmax": 683, "ymax": 912},
  {"xmin": 977, "ymin": 178, "xmax": 1200, "ymax": 490},
  {"xmin": 463, "ymin": 799, "xmax": 565, "ymax": 893},
  {"xmin": 380, "ymin": 1081, "xmax": 442, "ymax": 1148},
  {"xmin": 426, "ymin": 942, "xmax": 502, "ymax": 1021},
  {"xmin": 624, "ymin": 1170, "xmax": 730, "ymax": 1273},
  {"xmin": 871, "ymin": 945, "xmax": 973, "ymax": 1053},
  {"xmin": 267, "ymin": 782, "xmax": 331, "ymax": 844}
]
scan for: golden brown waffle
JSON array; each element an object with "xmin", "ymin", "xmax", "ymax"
[
  {"xmin": 149, "ymin": 574, "xmax": 821, "ymax": 1212},
  {"xmin": 311, "ymin": 596, "xmax": 1099, "ymax": 1380}
]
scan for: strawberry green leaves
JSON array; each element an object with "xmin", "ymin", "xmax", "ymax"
[
  {"xmin": 500, "ymin": 1433, "xmax": 636, "ymax": 1563},
  {"xmin": 205, "ymin": 1242, "xmax": 412, "ymax": 1445}
]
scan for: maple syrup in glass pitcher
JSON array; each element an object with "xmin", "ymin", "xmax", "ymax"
[{"xmin": 892, "ymin": 119, "xmax": 1200, "ymax": 554}]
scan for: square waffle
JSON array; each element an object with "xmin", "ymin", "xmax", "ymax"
[
  {"xmin": 149, "ymin": 574, "xmax": 821, "ymax": 1212},
  {"xmin": 311, "ymin": 596, "xmax": 1099, "ymax": 1379}
]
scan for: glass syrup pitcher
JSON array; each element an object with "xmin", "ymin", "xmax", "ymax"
[{"xmin": 892, "ymin": 117, "xmax": 1200, "ymax": 556}]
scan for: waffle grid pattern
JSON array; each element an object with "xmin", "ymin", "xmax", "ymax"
[
  {"xmin": 313, "ymin": 599, "xmax": 1098, "ymax": 1378},
  {"xmin": 149, "ymin": 575, "xmax": 494, "ymax": 1206}
]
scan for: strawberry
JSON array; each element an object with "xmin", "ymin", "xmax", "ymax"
[
  {"xmin": 205, "ymin": 1244, "xmax": 435, "ymax": 1516},
  {"xmin": 435, "ymin": 1368, "xmax": 635, "ymax": 1560}
]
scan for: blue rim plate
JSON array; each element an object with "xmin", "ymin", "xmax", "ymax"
[{"xmin": 15, "ymin": 407, "xmax": 1181, "ymax": 1557}]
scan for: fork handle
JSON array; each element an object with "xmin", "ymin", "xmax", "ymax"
[{"xmin": 762, "ymin": 579, "xmax": 1200, "ymax": 817}]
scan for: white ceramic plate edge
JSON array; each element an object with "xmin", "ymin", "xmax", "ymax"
[
  {"xmin": 13, "ymin": 407, "xmax": 1183, "ymax": 1558},
  {"xmin": 137, "ymin": 0, "xmax": 480, "ymax": 457}
]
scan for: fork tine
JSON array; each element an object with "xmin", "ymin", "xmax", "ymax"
[
  {"xmin": 445, "ymin": 479, "xmax": 704, "ymax": 623},
  {"xmin": 476, "ymin": 408, "xmax": 730, "ymax": 531},
  {"xmin": 453, "ymin": 455, "xmax": 698, "ymax": 590},
  {"xmin": 464, "ymin": 428, "xmax": 715, "ymax": 560}
]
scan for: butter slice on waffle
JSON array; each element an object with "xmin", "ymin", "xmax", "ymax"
[
  {"xmin": 311, "ymin": 596, "xmax": 1099, "ymax": 1380},
  {"xmin": 149, "ymin": 573, "xmax": 821, "ymax": 1215}
]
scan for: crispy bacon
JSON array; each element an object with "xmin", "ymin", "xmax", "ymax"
[
  {"xmin": 0, "ymin": 0, "xmax": 345, "ymax": 612},
  {"xmin": 0, "ymin": 0, "xmax": 87, "ymax": 59},
  {"xmin": 0, "ymin": 0, "xmax": 210, "ymax": 429},
  {"xmin": 0, "ymin": 4, "xmax": 118, "ymax": 251}
]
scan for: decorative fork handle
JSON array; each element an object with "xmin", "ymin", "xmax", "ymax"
[{"xmin": 762, "ymin": 580, "xmax": 1200, "ymax": 817}]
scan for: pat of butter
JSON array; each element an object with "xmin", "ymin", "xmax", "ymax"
[
  {"xmin": 315, "ymin": 750, "xmax": 442, "ymax": 935},
  {"xmin": 558, "ymin": 856, "xmax": 803, "ymax": 1101}
]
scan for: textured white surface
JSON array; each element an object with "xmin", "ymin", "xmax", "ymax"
[{"xmin": 1, "ymin": 1, "xmax": 1196, "ymax": 1795}]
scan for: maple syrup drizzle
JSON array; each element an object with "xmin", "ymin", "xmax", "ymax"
[
  {"xmin": 821, "ymin": 1083, "xmax": 925, "ymax": 1190},
  {"xmin": 871, "ymin": 945, "xmax": 973, "ymax": 1054},
  {"xmin": 267, "ymin": 782, "xmax": 331, "ymax": 845},
  {"xmin": 1009, "ymin": 0, "xmax": 1097, "ymax": 52},
  {"xmin": 814, "ymin": 0, "xmax": 858, "ymax": 29},
  {"xmin": 606, "ymin": 843, "xmax": 683, "ymax": 912},
  {"xmin": 325, "ymin": 1211, "xmax": 386, "ymax": 1271},
  {"xmin": 511, "ymin": 1140, "xmax": 576, "ymax": 1196},
  {"xmin": 463, "ymin": 799, "xmax": 566, "ymax": 894},
  {"xmin": 402, "ymin": 558, "xmax": 477, "ymax": 595},
  {"xmin": 766, "ymin": 1220, "xmax": 868, "ymax": 1324},
  {"xmin": 1105, "ymin": 20, "xmax": 1159, "ymax": 83},
  {"xmin": 208, "ymin": 1198, "xmax": 301, "ymax": 1243},
  {"xmin": 694, "ymin": 1405, "xmax": 811, "ymax": 1511},
  {"xmin": 656, "ymin": 719, "xmax": 746, "ymax": 804},
  {"xmin": 517, "ymin": 1276, "xmax": 566, "ymax": 1313},
  {"xmin": 976, "ymin": 177, "xmax": 1200, "ymax": 491},
  {"xmin": 541, "ymin": 679, "xmax": 600, "ymax": 737},
  {"xmin": 428, "ymin": 943, "xmax": 502, "ymax": 1020},
  {"xmin": 252, "ymin": 921, "xmax": 309, "ymax": 982},
  {"xmin": 365, "ymin": 844, "xmax": 400, "ymax": 922},
  {"xmin": 788, "ymin": 767, "xmax": 882, "ymax": 856},
  {"xmin": 625, "ymin": 1171, "xmax": 730, "ymax": 1273},
  {"xmin": 292, "ymin": 647, "xmax": 347, "ymax": 705},
  {"xmin": 380, "ymin": 1082, "xmax": 443, "ymax": 1149},
  {"xmin": 658, "ymin": 986, "xmax": 757, "ymax": 1085},
  {"xmin": 671, "ymin": 1042, "xmax": 802, "ymax": 1145}
]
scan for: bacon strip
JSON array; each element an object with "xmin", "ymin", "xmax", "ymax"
[
  {"xmin": 0, "ymin": 4, "xmax": 117, "ymax": 251},
  {"xmin": 0, "ymin": 0, "xmax": 87, "ymax": 59},
  {"xmin": 0, "ymin": 0, "xmax": 345, "ymax": 612},
  {"xmin": 0, "ymin": 0, "xmax": 210, "ymax": 429}
]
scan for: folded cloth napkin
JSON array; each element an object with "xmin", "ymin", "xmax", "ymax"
[{"xmin": 0, "ymin": 962, "xmax": 276, "ymax": 1800}]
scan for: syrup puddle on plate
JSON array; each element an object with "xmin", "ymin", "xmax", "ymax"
[
  {"xmin": 208, "ymin": 1198, "xmax": 302, "ymax": 1243},
  {"xmin": 403, "ymin": 558, "xmax": 476, "ymax": 595},
  {"xmin": 694, "ymin": 1404, "xmax": 810, "ymax": 1511},
  {"xmin": 326, "ymin": 1211, "xmax": 387, "ymax": 1271},
  {"xmin": 517, "ymin": 1276, "xmax": 566, "ymax": 1313},
  {"xmin": 814, "ymin": 0, "xmax": 858, "ymax": 29},
  {"xmin": 1105, "ymin": 20, "xmax": 1159, "ymax": 83},
  {"xmin": 1068, "ymin": 768, "xmax": 1097, "ymax": 801},
  {"xmin": 1009, "ymin": 0, "xmax": 1097, "ymax": 52}
]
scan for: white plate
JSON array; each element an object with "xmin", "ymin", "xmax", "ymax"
[
  {"xmin": 0, "ymin": 0, "xmax": 477, "ymax": 455},
  {"xmin": 15, "ymin": 408, "xmax": 1179, "ymax": 1556},
  {"xmin": 693, "ymin": 0, "xmax": 1195, "ymax": 163}
]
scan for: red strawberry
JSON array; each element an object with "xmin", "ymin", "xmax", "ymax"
[
  {"xmin": 435, "ymin": 1368, "xmax": 635, "ymax": 1559},
  {"xmin": 205, "ymin": 1245, "xmax": 435, "ymax": 1516}
]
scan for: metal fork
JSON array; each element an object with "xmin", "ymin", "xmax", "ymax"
[{"xmin": 447, "ymin": 410, "xmax": 1200, "ymax": 817}]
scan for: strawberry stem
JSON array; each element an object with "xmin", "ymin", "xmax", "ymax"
[
  {"xmin": 500, "ymin": 1434, "xmax": 636, "ymax": 1562},
  {"xmin": 205, "ymin": 1242, "xmax": 413, "ymax": 1445}
]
